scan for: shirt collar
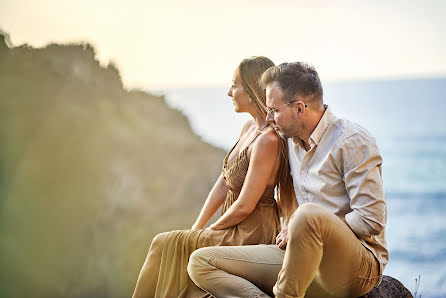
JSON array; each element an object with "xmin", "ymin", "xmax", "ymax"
[
  {"xmin": 294, "ymin": 104, "xmax": 337, "ymax": 150},
  {"xmin": 310, "ymin": 104, "xmax": 336, "ymax": 146}
]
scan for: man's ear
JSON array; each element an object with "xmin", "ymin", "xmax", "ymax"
[{"xmin": 296, "ymin": 101, "xmax": 306, "ymax": 115}]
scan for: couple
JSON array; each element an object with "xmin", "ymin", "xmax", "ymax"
[{"xmin": 132, "ymin": 57, "xmax": 388, "ymax": 298}]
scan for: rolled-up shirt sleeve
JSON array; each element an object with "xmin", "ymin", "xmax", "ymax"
[{"xmin": 338, "ymin": 133, "xmax": 387, "ymax": 239}]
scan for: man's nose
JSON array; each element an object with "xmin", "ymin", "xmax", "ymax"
[{"xmin": 266, "ymin": 113, "xmax": 275, "ymax": 123}]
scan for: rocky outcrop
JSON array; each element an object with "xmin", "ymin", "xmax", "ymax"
[
  {"xmin": 0, "ymin": 30, "xmax": 225, "ymax": 298},
  {"xmin": 361, "ymin": 275, "xmax": 413, "ymax": 298}
]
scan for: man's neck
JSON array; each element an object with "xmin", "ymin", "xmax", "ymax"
[
  {"xmin": 291, "ymin": 137, "xmax": 311, "ymax": 151},
  {"xmin": 292, "ymin": 105, "xmax": 327, "ymax": 151}
]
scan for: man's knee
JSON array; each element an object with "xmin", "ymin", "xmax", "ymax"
[
  {"xmin": 290, "ymin": 203, "xmax": 328, "ymax": 225},
  {"xmin": 288, "ymin": 203, "xmax": 332, "ymax": 237},
  {"xmin": 188, "ymin": 247, "xmax": 213, "ymax": 285}
]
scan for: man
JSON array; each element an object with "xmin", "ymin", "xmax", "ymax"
[{"xmin": 188, "ymin": 62, "xmax": 388, "ymax": 298}]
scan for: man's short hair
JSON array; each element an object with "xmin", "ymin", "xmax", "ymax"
[{"xmin": 260, "ymin": 62, "xmax": 323, "ymax": 104}]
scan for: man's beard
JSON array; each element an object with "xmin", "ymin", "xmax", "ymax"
[
  {"xmin": 276, "ymin": 128, "xmax": 289, "ymax": 139},
  {"xmin": 271, "ymin": 124, "xmax": 288, "ymax": 139},
  {"xmin": 276, "ymin": 120, "xmax": 301, "ymax": 140}
]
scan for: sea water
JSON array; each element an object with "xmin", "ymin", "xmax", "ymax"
[{"xmin": 154, "ymin": 78, "xmax": 446, "ymax": 297}]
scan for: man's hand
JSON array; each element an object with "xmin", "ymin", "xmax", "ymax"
[
  {"xmin": 341, "ymin": 216, "xmax": 355, "ymax": 233},
  {"xmin": 276, "ymin": 225, "xmax": 289, "ymax": 250},
  {"xmin": 341, "ymin": 216, "xmax": 350, "ymax": 228}
]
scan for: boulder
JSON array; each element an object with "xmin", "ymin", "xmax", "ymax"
[{"xmin": 360, "ymin": 275, "xmax": 413, "ymax": 298}]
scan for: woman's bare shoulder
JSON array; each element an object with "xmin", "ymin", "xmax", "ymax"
[
  {"xmin": 238, "ymin": 120, "xmax": 255, "ymax": 138},
  {"xmin": 253, "ymin": 128, "xmax": 280, "ymax": 155}
]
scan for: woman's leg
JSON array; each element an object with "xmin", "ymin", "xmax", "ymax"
[{"xmin": 132, "ymin": 232, "xmax": 169, "ymax": 298}]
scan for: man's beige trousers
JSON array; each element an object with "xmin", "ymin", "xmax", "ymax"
[{"xmin": 188, "ymin": 203, "xmax": 380, "ymax": 298}]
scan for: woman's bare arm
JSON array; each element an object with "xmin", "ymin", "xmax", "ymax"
[
  {"xmin": 191, "ymin": 173, "xmax": 228, "ymax": 229},
  {"xmin": 210, "ymin": 130, "xmax": 279, "ymax": 230},
  {"xmin": 191, "ymin": 120, "xmax": 254, "ymax": 230}
]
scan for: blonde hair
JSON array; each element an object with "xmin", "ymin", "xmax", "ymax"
[{"xmin": 238, "ymin": 56, "xmax": 297, "ymax": 224}]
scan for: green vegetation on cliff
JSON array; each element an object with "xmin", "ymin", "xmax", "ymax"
[{"xmin": 0, "ymin": 30, "xmax": 225, "ymax": 298}]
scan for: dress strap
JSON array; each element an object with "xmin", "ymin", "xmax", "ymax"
[
  {"xmin": 246, "ymin": 124, "xmax": 269, "ymax": 148},
  {"xmin": 225, "ymin": 124, "xmax": 269, "ymax": 165},
  {"xmin": 223, "ymin": 138, "xmax": 240, "ymax": 165}
]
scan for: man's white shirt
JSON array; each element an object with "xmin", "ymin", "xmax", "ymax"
[{"xmin": 287, "ymin": 105, "xmax": 388, "ymax": 273}]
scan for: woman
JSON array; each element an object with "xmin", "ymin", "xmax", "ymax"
[{"xmin": 132, "ymin": 56, "xmax": 296, "ymax": 298}]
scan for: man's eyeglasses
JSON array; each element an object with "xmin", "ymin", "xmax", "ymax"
[{"xmin": 266, "ymin": 100, "xmax": 307, "ymax": 117}]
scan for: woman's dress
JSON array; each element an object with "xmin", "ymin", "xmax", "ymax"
[{"xmin": 154, "ymin": 134, "xmax": 281, "ymax": 297}]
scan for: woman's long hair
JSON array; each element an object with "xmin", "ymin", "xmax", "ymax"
[{"xmin": 238, "ymin": 56, "xmax": 297, "ymax": 224}]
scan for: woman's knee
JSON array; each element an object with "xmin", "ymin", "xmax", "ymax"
[{"xmin": 149, "ymin": 232, "xmax": 169, "ymax": 254}]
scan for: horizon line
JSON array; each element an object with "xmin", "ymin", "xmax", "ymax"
[{"xmin": 143, "ymin": 75, "xmax": 446, "ymax": 91}]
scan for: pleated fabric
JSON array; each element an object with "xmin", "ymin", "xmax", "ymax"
[{"xmin": 155, "ymin": 136, "xmax": 281, "ymax": 297}]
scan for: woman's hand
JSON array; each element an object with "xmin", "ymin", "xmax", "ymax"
[
  {"xmin": 276, "ymin": 225, "xmax": 289, "ymax": 250},
  {"xmin": 191, "ymin": 223, "xmax": 203, "ymax": 230},
  {"xmin": 209, "ymin": 223, "xmax": 220, "ymax": 230}
]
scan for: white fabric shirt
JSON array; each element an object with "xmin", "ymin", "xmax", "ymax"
[{"xmin": 288, "ymin": 105, "xmax": 388, "ymax": 271}]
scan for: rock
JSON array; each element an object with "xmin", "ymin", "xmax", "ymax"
[{"xmin": 360, "ymin": 275, "xmax": 413, "ymax": 298}]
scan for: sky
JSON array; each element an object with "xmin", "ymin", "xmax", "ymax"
[{"xmin": 1, "ymin": 0, "xmax": 445, "ymax": 89}]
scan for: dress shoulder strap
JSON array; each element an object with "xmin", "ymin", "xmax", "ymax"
[
  {"xmin": 246, "ymin": 124, "xmax": 269, "ymax": 148},
  {"xmin": 223, "ymin": 138, "xmax": 240, "ymax": 165}
]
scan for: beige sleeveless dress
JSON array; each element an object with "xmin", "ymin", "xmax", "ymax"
[{"xmin": 154, "ymin": 133, "xmax": 281, "ymax": 297}]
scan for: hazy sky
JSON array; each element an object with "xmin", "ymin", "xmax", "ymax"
[{"xmin": 1, "ymin": 0, "xmax": 445, "ymax": 89}]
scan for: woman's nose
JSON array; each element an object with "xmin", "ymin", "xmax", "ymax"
[{"xmin": 228, "ymin": 88, "xmax": 232, "ymax": 97}]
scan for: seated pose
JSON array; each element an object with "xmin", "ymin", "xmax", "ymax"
[
  {"xmin": 188, "ymin": 62, "xmax": 388, "ymax": 298},
  {"xmin": 132, "ymin": 57, "xmax": 296, "ymax": 298}
]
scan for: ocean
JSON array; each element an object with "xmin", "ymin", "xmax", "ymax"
[{"xmin": 153, "ymin": 78, "xmax": 446, "ymax": 297}]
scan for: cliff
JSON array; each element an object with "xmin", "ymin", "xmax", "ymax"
[{"xmin": 0, "ymin": 30, "xmax": 225, "ymax": 297}]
